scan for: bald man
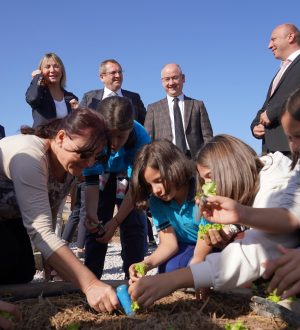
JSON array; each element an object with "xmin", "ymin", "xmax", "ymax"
[
  {"xmin": 251, "ymin": 23, "xmax": 300, "ymax": 155},
  {"xmin": 144, "ymin": 63, "xmax": 213, "ymax": 159}
]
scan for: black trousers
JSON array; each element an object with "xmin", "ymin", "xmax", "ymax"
[
  {"xmin": 85, "ymin": 173, "xmax": 147, "ymax": 279},
  {"xmin": 0, "ymin": 218, "xmax": 36, "ymax": 284}
]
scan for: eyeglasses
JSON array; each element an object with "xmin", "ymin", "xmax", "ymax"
[
  {"xmin": 63, "ymin": 135, "xmax": 97, "ymax": 160},
  {"xmin": 102, "ymin": 70, "xmax": 124, "ymax": 76},
  {"xmin": 161, "ymin": 75, "xmax": 181, "ymax": 83}
]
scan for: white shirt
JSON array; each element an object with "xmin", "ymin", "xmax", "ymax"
[
  {"xmin": 167, "ymin": 93, "xmax": 190, "ymax": 150},
  {"xmin": 190, "ymin": 152, "xmax": 300, "ymax": 291},
  {"xmin": 54, "ymin": 98, "xmax": 68, "ymax": 118},
  {"xmin": 103, "ymin": 87, "xmax": 122, "ymax": 99}
]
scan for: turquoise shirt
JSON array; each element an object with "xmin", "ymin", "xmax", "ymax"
[
  {"xmin": 149, "ymin": 180, "xmax": 209, "ymax": 244},
  {"xmin": 83, "ymin": 121, "xmax": 150, "ymax": 178}
]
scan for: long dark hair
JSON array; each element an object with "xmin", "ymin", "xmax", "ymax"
[
  {"xmin": 131, "ymin": 139, "xmax": 195, "ymax": 209},
  {"xmin": 21, "ymin": 108, "xmax": 108, "ymax": 154}
]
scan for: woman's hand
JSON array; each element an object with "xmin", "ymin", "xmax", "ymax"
[
  {"xmin": 31, "ymin": 69, "xmax": 41, "ymax": 78},
  {"xmin": 263, "ymin": 245, "xmax": 300, "ymax": 299},
  {"xmin": 0, "ymin": 300, "xmax": 21, "ymax": 330},
  {"xmin": 84, "ymin": 280, "xmax": 119, "ymax": 313},
  {"xmin": 69, "ymin": 99, "xmax": 79, "ymax": 110}
]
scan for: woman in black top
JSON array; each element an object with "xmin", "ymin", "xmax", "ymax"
[{"xmin": 26, "ymin": 52, "xmax": 78, "ymax": 127}]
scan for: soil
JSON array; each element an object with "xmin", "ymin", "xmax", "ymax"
[{"xmin": 13, "ymin": 290, "xmax": 291, "ymax": 330}]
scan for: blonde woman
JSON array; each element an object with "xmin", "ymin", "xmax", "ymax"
[{"xmin": 26, "ymin": 52, "xmax": 78, "ymax": 128}]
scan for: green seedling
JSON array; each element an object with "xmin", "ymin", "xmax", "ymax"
[
  {"xmin": 131, "ymin": 300, "xmax": 140, "ymax": 311},
  {"xmin": 225, "ymin": 321, "xmax": 248, "ymax": 330},
  {"xmin": 266, "ymin": 289, "xmax": 296, "ymax": 303},
  {"xmin": 198, "ymin": 223, "xmax": 223, "ymax": 239},
  {"xmin": 134, "ymin": 263, "xmax": 147, "ymax": 276},
  {"xmin": 0, "ymin": 311, "xmax": 13, "ymax": 321}
]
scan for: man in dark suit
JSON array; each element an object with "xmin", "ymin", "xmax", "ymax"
[
  {"xmin": 144, "ymin": 63, "xmax": 213, "ymax": 159},
  {"xmin": 251, "ymin": 23, "xmax": 300, "ymax": 155},
  {"xmin": 80, "ymin": 59, "xmax": 146, "ymax": 124}
]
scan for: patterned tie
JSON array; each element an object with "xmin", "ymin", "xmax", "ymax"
[
  {"xmin": 271, "ymin": 60, "xmax": 291, "ymax": 95},
  {"xmin": 173, "ymin": 97, "xmax": 187, "ymax": 154}
]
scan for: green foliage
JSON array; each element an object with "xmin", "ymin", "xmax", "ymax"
[
  {"xmin": 0, "ymin": 311, "xmax": 13, "ymax": 320},
  {"xmin": 66, "ymin": 322, "xmax": 80, "ymax": 330},
  {"xmin": 202, "ymin": 181, "xmax": 217, "ymax": 197},
  {"xmin": 135, "ymin": 263, "xmax": 147, "ymax": 276},
  {"xmin": 131, "ymin": 301, "xmax": 140, "ymax": 311},
  {"xmin": 198, "ymin": 223, "xmax": 223, "ymax": 239},
  {"xmin": 225, "ymin": 321, "xmax": 248, "ymax": 330},
  {"xmin": 266, "ymin": 290, "xmax": 282, "ymax": 303},
  {"xmin": 195, "ymin": 181, "xmax": 217, "ymax": 201}
]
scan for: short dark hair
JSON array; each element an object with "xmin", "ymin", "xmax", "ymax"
[{"xmin": 131, "ymin": 139, "xmax": 195, "ymax": 209}]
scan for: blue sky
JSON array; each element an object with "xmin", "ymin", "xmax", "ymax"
[{"xmin": 1, "ymin": 0, "xmax": 300, "ymax": 153}]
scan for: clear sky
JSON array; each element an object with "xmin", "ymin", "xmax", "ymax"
[{"xmin": 1, "ymin": 0, "xmax": 300, "ymax": 153}]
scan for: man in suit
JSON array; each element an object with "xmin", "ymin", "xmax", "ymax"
[
  {"xmin": 144, "ymin": 63, "xmax": 213, "ymax": 159},
  {"xmin": 251, "ymin": 23, "xmax": 300, "ymax": 155},
  {"xmin": 80, "ymin": 59, "xmax": 146, "ymax": 124}
]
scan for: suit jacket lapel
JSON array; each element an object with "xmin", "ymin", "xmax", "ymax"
[
  {"xmin": 270, "ymin": 54, "xmax": 300, "ymax": 98},
  {"xmin": 183, "ymin": 96, "xmax": 192, "ymax": 131}
]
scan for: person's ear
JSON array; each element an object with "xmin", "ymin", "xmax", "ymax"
[
  {"xmin": 55, "ymin": 130, "xmax": 66, "ymax": 147},
  {"xmin": 182, "ymin": 74, "xmax": 186, "ymax": 83}
]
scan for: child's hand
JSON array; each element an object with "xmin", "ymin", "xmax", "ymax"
[
  {"xmin": 129, "ymin": 262, "xmax": 148, "ymax": 282},
  {"xmin": 128, "ymin": 273, "xmax": 173, "ymax": 307},
  {"xmin": 202, "ymin": 227, "xmax": 234, "ymax": 248}
]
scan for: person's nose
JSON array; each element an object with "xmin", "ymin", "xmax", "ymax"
[
  {"xmin": 152, "ymin": 184, "xmax": 161, "ymax": 196},
  {"xmin": 291, "ymin": 140, "xmax": 300, "ymax": 153},
  {"xmin": 268, "ymin": 40, "xmax": 273, "ymax": 49}
]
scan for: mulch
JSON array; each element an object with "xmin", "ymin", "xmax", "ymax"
[{"xmin": 12, "ymin": 290, "xmax": 290, "ymax": 330}]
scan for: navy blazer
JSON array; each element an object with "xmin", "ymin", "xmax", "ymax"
[
  {"xmin": 80, "ymin": 89, "xmax": 146, "ymax": 125},
  {"xmin": 251, "ymin": 54, "xmax": 300, "ymax": 153},
  {"xmin": 26, "ymin": 74, "xmax": 78, "ymax": 128}
]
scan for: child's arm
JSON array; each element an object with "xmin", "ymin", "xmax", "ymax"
[
  {"xmin": 129, "ymin": 226, "xmax": 178, "ymax": 281},
  {"xmin": 190, "ymin": 238, "xmax": 212, "ymax": 265}
]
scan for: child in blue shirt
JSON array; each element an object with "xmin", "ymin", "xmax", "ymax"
[
  {"xmin": 129, "ymin": 139, "xmax": 211, "ymax": 279},
  {"xmin": 84, "ymin": 96, "xmax": 150, "ymax": 279}
]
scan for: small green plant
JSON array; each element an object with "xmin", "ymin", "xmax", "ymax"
[
  {"xmin": 66, "ymin": 323, "xmax": 80, "ymax": 330},
  {"xmin": 266, "ymin": 290, "xmax": 282, "ymax": 303},
  {"xmin": 198, "ymin": 223, "xmax": 223, "ymax": 239},
  {"xmin": 131, "ymin": 301, "xmax": 140, "ymax": 311},
  {"xmin": 0, "ymin": 311, "xmax": 13, "ymax": 321},
  {"xmin": 134, "ymin": 263, "xmax": 147, "ymax": 276},
  {"xmin": 225, "ymin": 321, "xmax": 248, "ymax": 330},
  {"xmin": 266, "ymin": 289, "xmax": 296, "ymax": 303}
]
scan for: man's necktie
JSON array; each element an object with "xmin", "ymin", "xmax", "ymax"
[
  {"xmin": 173, "ymin": 97, "xmax": 187, "ymax": 154},
  {"xmin": 271, "ymin": 60, "xmax": 291, "ymax": 95}
]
